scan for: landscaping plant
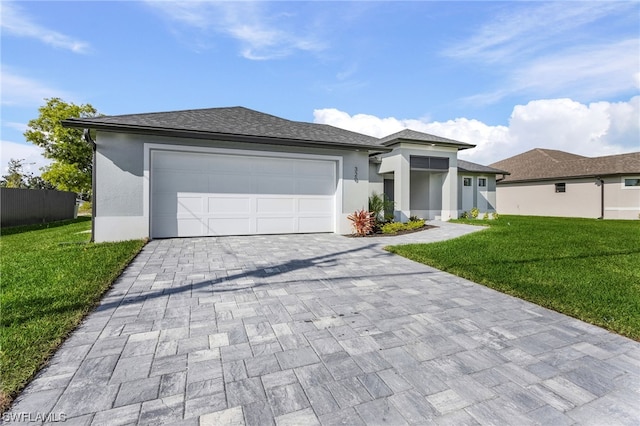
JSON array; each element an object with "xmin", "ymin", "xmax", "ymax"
[
  {"xmin": 381, "ymin": 219, "xmax": 425, "ymax": 234},
  {"xmin": 368, "ymin": 192, "xmax": 394, "ymax": 224},
  {"xmin": 347, "ymin": 209, "xmax": 374, "ymax": 236}
]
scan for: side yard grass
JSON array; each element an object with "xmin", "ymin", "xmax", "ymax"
[
  {"xmin": 387, "ymin": 215, "xmax": 640, "ymax": 341},
  {"xmin": 0, "ymin": 218, "xmax": 145, "ymax": 411}
]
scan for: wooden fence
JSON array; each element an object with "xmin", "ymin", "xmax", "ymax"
[{"xmin": 1, "ymin": 188, "xmax": 77, "ymax": 228}]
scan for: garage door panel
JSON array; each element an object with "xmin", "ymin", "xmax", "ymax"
[
  {"xmin": 257, "ymin": 177, "xmax": 296, "ymax": 195},
  {"xmin": 256, "ymin": 198, "xmax": 295, "ymax": 213},
  {"xmin": 298, "ymin": 160, "xmax": 335, "ymax": 177},
  {"xmin": 208, "ymin": 218, "xmax": 252, "ymax": 235},
  {"xmin": 156, "ymin": 172, "xmax": 208, "ymax": 193},
  {"xmin": 153, "ymin": 217, "xmax": 178, "ymax": 238},
  {"xmin": 177, "ymin": 218, "xmax": 205, "ymax": 237},
  {"xmin": 152, "ymin": 151, "xmax": 336, "ymax": 237},
  {"xmin": 212, "ymin": 155, "xmax": 254, "ymax": 172},
  {"xmin": 298, "ymin": 197, "xmax": 333, "ymax": 213},
  {"xmin": 296, "ymin": 177, "xmax": 336, "ymax": 195},
  {"xmin": 256, "ymin": 217, "xmax": 295, "ymax": 234},
  {"xmin": 299, "ymin": 217, "xmax": 333, "ymax": 233},
  {"xmin": 258, "ymin": 158, "xmax": 295, "ymax": 174},
  {"xmin": 177, "ymin": 195, "xmax": 204, "ymax": 214},
  {"xmin": 208, "ymin": 197, "xmax": 252, "ymax": 214},
  {"xmin": 209, "ymin": 174, "xmax": 255, "ymax": 193}
]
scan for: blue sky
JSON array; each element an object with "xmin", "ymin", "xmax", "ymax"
[{"xmin": 1, "ymin": 0, "xmax": 639, "ymax": 174}]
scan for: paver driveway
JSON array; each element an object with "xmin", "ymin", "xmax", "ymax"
[{"xmin": 6, "ymin": 222, "xmax": 640, "ymax": 425}]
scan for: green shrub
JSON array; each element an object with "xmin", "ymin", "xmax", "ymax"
[
  {"xmin": 381, "ymin": 219, "xmax": 425, "ymax": 234},
  {"xmin": 381, "ymin": 222, "xmax": 405, "ymax": 234},
  {"xmin": 461, "ymin": 211, "xmax": 469, "ymax": 219},
  {"xmin": 407, "ymin": 219, "xmax": 425, "ymax": 229},
  {"xmin": 493, "ymin": 212, "xmax": 499, "ymax": 220},
  {"xmin": 470, "ymin": 207, "xmax": 479, "ymax": 218},
  {"xmin": 483, "ymin": 212, "xmax": 489, "ymax": 220}
]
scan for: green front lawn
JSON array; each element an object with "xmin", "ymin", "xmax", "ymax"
[
  {"xmin": 0, "ymin": 218, "xmax": 145, "ymax": 411},
  {"xmin": 387, "ymin": 216, "xmax": 640, "ymax": 340}
]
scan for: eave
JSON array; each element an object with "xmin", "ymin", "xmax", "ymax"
[{"xmin": 61, "ymin": 119, "xmax": 392, "ymax": 153}]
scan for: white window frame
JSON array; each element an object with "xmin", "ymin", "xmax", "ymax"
[
  {"xmin": 478, "ymin": 177, "xmax": 487, "ymax": 187},
  {"xmin": 622, "ymin": 176, "xmax": 640, "ymax": 189},
  {"xmin": 555, "ymin": 182, "xmax": 566, "ymax": 193}
]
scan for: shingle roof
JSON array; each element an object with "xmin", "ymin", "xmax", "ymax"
[
  {"xmin": 63, "ymin": 106, "xmax": 385, "ymax": 151},
  {"xmin": 457, "ymin": 159, "xmax": 509, "ymax": 175},
  {"xmin": 490, "ymin": 148, "xmax": 640, "ymax": 183},
  {"xmin": 378, "ymin": 129, "xmax": 475, "ymax": 150}
]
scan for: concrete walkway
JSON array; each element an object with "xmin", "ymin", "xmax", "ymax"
[{"xmin": 6, "ymin": 222, "xmax": 640, "ymax": 425}]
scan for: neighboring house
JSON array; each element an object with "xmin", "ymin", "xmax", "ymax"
[
  {"xmin": 490, "ymin": 148, "xmax": 640, "ymax": 220},
  {"xmin": 63, "ymin": 107, "xmax": 503, "ymax": 242}
]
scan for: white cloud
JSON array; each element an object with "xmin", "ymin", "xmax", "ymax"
[
  {"xmin": 513, "ymin": 39, "xmax": 638, "ymax": 100},
  {"xmin": 0, "ymin": 1, "xmax": 90, "ymax": 53},
  {"xmin": 445, "ymin": 2, "xmax": 639, "ymax": 103},
  {"xmin": 0, "ymin": 140, "xmax": 51, "ymax": 176},
  {"xmin": 445, "ymin": 2, "xmax": 632, "ymax": 64},
  {"xmin": 314, "ymin": 96, "xmax": 640, "ymax": 165},
  {"xmin": 0, "ymin": 67, "xmax": 74, "ymax": 107},
  {"xmin": 145, "ymin": 1, "xmax": 325, "ymax": 60}
]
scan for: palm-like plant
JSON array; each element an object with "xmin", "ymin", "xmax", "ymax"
[
  {"xmin": 368, "ymin": 192, "xmax": 394, "ymax": 223},
  {"xmin": 347, "ymin": 209, "xmax": 374, "ymax": 236}
]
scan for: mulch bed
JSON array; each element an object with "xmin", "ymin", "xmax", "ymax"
[{"xmin": 345, "ymin": 224, "xmax": 438, "ymax": 238}]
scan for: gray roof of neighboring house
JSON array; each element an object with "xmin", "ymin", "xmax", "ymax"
[
  {"xmin": 378, "ymin": 129, "xmax": 475, "ymax": 150},
  {"xmin": 457, "ymin": 159, "xmax": 509, "ymax": 175},
  {"xmin": 62, "ymin": 106, "xmax": 387, "ymax": 151},
  {"xmin": 490, "ymin": 148, "xmax": 640, "ymax": 183}
]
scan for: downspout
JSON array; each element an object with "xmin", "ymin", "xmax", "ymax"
[
  {"xmin": 83, "ymin": 129, "xmax": 96, "ymax": 242},
  {"xmin": 596, "ymin": 176, "xmax": 604, "ymax": 219}
]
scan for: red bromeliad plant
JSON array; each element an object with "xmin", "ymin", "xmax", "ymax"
[{"xmin": 347, "ymin": 209, "xmax": 374, "ymax": 236}]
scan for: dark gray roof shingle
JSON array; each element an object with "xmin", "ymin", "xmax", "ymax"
[
  {"xmin": 457, "ymin": 159, "xmax": 509, "ymax": 175},
  {"xmin": 378, "ymin": 129, "xmax": 475, "ymax": 149},
  {"xmin": 490, "ymin": 148, "xmax": 640, "ymax": 182},
  {"xmin": 63, "ymin": 106, "xmax": 384, "ymax": 150}
]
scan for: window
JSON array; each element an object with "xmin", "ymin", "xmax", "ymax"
[
  {"xmin": 478, "ymin": 178, "xmax": 487, "ymax": 187},
  {"xmin": 463, "ymin": 177, "xmax": 472, "ymax": 186},
  {"xmin": 409, "ymin": 156, "xmax": 449, "ymax": 170},
  {"xmin": 624, "ymin": 178, "xmax": 640, "ymax": 187},
  {"xmin": 555, "ymin": 183, "xmax": 566, "ymax": 193}
]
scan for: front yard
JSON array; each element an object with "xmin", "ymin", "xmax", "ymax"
[
  {"xmin": 387, "ymin": 215, "xmax": 640, "ymax": 341},
  {"xmin": 0, "ymin": 218, "xmax": 145, "ymax": 411}
]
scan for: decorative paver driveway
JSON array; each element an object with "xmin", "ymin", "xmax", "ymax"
[{"xmin": 6, "ymin": 222, "xmax": 640, "ymax": 425}]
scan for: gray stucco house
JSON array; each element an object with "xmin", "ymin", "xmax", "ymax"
[
  {"xmin": 63, "ymin": 107, "xmax": 505, "ymax": 242},
  {"xmin": 491, "ymin": 148, "xmax": 640, "ymax": 219}
]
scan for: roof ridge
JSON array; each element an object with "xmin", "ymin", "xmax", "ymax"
[
  {"xmin": 535, "ymin": 148, "xmax": 562, "ymax": 163},
  {"xmin": 101, "ymin": 106, "xmax": 248, "ymax": 118}
]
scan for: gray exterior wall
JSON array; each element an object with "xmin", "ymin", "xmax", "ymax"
[
  {"xmin": 377, "ymin": 143, "xmax": 459, "ymax": 221},
  {"xmin": 457, "ymin": 174, "xmax": 497, "ymax": 214},
  {"xmin": 496, "ymin": 176, "xmax": 640, "ymax": 219},
  {"xmin": 94, "ymin": 131, "xmax": 370, "ymax": 241}
]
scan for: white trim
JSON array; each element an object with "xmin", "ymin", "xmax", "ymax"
[
  {"xmin": 604, "ymin": 207, "xmax": 640, "ymax": 211},
  {"xmin": 621, "ymin": 176, "xmax": 640, "ymax": 189},
  {"xmin": 143, "ymin": 143, "xmax": 343, "ymax": 238}
]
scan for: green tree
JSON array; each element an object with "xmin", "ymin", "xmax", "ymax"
[
  {"xmin": 0, "ymin": 158, "xmax": 56, "ymax": 190},
  {"xmin": 24, "ymin": 98, "xmax": 99, "ymax": 198},
  {"xmin": 0, "ymin": 158, "xmax": 28, "ymax": 188}
]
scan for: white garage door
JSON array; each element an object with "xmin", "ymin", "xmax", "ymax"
[{"xmin": 151, "ymin": 150, "xmax": 336, "ymax": 238}]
